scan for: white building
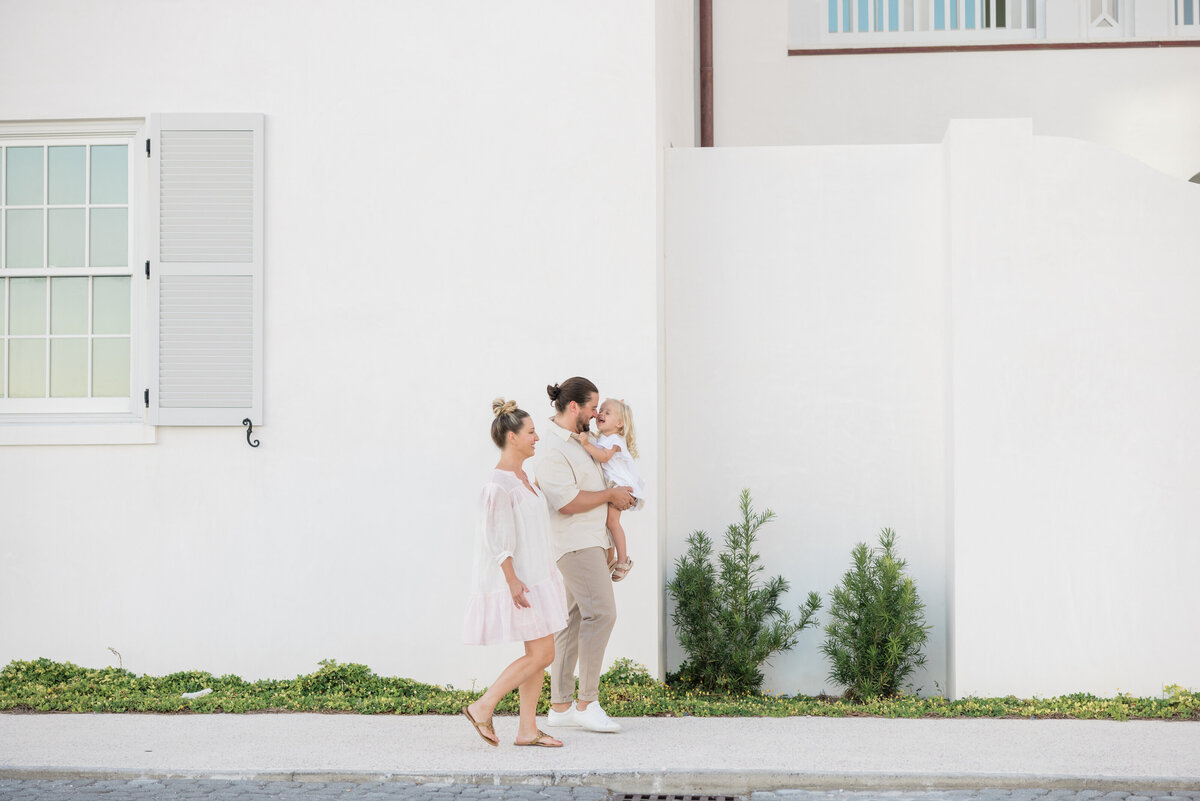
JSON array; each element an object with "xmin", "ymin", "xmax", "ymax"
[{"xmin": 1, "ymin": 0, "xmax": 1196, "ymax": 701}]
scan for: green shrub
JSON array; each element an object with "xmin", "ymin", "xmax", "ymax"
[
  {"xmin": 821, "ymin": 528, "xmax": 930, "ymax": 699},
  {"xmin": 602, "ymin": 658, "xmax": 657, "ymax": 686},
  {"xmin": 667, "ymin": 489, "xmax": 822, "ymax": 693}
]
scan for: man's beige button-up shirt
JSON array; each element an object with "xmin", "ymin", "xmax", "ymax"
[{"xmin": 535, "ymin": 420, "xmax": 610, "ymax": 561}]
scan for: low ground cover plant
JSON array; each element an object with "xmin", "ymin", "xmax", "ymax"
[{"xmin": 1, "ymin": 657, "xmax": 1195, "ymax": 721}]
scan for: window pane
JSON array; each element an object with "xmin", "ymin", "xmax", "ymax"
[
  {"xmin": 0, "ymin": 280, "xmax": 5, "ymax": 335},
  {"xmin": 9, "ymin": 339, "xmax": 46, "ymax": 397},
  {"xmin": 92, "ymin": 337, "xmax": 129, "ymax": 397},
  {"xmin": 6, "ymin": 147, "xmax": 43, "ymax": 206},
  {"xmin": 89, "ymin": 208, "xmax": 127, "ymax": 267},
  {"xmin": 10, "ymin": 277, "xmax": 46, "ymax": 335},
  {"xmin": 48, "ymin": 146, "xmax": 85, "ymax": 205},
  {"xmin": 51, "ymin": 276, "xmax": 88, "ymax": 335},
  {"xmin": 50, "ymin": 338, "xmax": 87, "ymax": 397},
  {"xmin": 48, "ymin": 208, "xmax": 85, "ymax": 268},
  {"xmin": 5, "ymin": 209, "xmax": 44, "ymax": 269},
  {"xmin": 93, "ymin": 276, "xmax": 130, "ymax": 334},
  {"xmin": 90, "ymin": 145, "xmax": 128, "ymax": 205}
]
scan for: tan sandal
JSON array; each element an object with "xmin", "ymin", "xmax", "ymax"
[
  {"xmin": 514, "ymin": 729, "xmax": 563, "ymax": 747},
  {"xmin": 611, "ymin": 559, "xmax": 633, "ymax": 582},
  {"xmin": 462, "ymin": 705, "xmax": 498, "ymax": 747}
]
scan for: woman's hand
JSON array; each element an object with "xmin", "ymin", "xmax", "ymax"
[{"xmin": 508, "ymin": 576, "xmax": 531, "ymax": 608}]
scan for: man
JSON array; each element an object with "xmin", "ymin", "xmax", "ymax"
[{"xmin": 536, "ymin": 376, "xmax": 636, "ymax": 733}]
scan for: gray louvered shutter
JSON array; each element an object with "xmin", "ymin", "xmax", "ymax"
[{"xmin": 147, "ymin": 114, "xmax": 263, "ymax": 426}]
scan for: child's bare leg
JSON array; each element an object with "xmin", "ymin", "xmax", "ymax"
[{"xmin": 606, "ymin": 505, "xmax": 628, "ymax": 564}]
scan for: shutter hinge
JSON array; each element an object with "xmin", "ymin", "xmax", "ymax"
[
  {"xmin": 146, "ymin": 138, "xmax": 151, "ymax": 157},
  {"xmin": 145, "ymin": 260, "xmax": 150, "ymax": 279},
  {"xmin": 144, "ymin": 389, "xmax": 150, "ymax": 408}
]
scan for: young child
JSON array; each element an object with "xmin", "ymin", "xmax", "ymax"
[{"xmin": 576, "ymin": 398, "xmax": 645, "ymax": 581}]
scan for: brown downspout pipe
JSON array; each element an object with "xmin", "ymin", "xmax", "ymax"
[{"xmin": 700, "ymin": 0, "xmax": 713, "ymax": 147}]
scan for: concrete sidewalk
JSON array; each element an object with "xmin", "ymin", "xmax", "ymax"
[{"xmin": 1, "ymin": 714, "xmax": 1198, "ymax": 795}]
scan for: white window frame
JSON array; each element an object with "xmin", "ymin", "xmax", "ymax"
[{"xmin": 0, "ymin": 118, "xmax": 154, "ymax": 445}]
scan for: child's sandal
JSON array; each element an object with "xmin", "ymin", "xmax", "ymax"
[{"xmin": 611, "ymin": 559, "xmax": 633, "ymax": 582}]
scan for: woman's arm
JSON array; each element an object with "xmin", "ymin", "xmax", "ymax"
[{"xmin": 499, "ymin": 556, "xmax": 531, "ymax": 608}]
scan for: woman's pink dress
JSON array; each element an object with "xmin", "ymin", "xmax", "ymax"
[{"xmin": 462, "ymin": 469, "xmax": 569, "ymax": 645}]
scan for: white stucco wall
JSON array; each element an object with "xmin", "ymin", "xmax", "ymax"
[
  {"xmin": 664, "ymin": 145, "xmax": 950, "ymax": 695},
  {"xmin": 713, "ymin": 0, "xmax": 1200, "ymax": 180},
  {"xmin": 945, "ymin": 120, "xmax": 1200, "ymax": 698},
  {"xmin": 664, "ymin": 123, "xmax": 1200, "ymax": 698},
  {"xmin": 0, "ymin": 0, "xmax": 672, "ymax": 688}
]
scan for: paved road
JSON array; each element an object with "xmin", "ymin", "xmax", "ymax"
[{"xmin": 2, "ymin": 781, "xmax": 1198, "ymax": 801}]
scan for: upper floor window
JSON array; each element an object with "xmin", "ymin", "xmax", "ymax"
[{"xmin": 789, "ymin": 0, "xmax": 1200, "ymax": 51}]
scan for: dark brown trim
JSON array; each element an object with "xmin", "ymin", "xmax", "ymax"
[
  {"xmin": 700, "ymin": 0, "xmax": 714, "ymax": 147},
  {"xmin": 789, "ymin": 39, "xmax": 1200, "ymax": 55}
]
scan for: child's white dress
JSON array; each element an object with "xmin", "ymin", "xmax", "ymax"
[
  {"xmin": 594, "ymin": 433, "xmax": 645, "ymax": 509},
  {"xmin": 462, "ymin": 469, "xmax": 569, "ymax": 646}
]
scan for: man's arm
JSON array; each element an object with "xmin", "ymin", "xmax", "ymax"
[{"xmin": 560, "ymin": 486, "xmax": 635, "ymax": 514}]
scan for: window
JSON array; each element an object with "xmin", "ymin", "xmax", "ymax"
[
  {"xmin": 0, "ymin": 114, "xmax": 263, "ymax": 445},
  {"xmin": 1, "ymin": 122, "xmax": 141, "ymax": 416},
  {"xmin": 790, "ymin": 0, "xmax": 1200, "ymax": 50}
]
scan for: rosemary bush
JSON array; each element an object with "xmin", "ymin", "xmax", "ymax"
[
  {"xmin": 821, "ymin": 528, "xmax": 930, "ymax": 699},
  {"xmin": 666, "ymin": 489, "xmax": 821, "ymax": 693}
]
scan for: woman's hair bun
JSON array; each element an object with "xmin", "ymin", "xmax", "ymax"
[
  {"xmin": 546, "ymin": 384, "xmax": 562, "ymax": 403},
  {"xmin": 492, "ymin": 397, "xmax": 518, "ymax": 418}
]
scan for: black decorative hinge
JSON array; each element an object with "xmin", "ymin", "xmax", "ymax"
[
  {"xmin": 144, "ymin": 389, "xmax": 150, "ymax": 408},
  {"xmin": 145, "ymin": 260, "xmax": 150, "ymax": 279},
  {"xmin": 243, "ymin": 419, "xmax": 260, "ymax": 448},
  {"xmin": 145, "ymin": 138, "xmax": 151, "ymax": 157}
]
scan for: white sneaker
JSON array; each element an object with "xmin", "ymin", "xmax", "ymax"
[
  {"xmin": 545, "ymin": 706, "xmax": 581, "ymax": 727},
  {"xmin": 573, "ymin": 701, "xmax": 622, "ymax": 733}
]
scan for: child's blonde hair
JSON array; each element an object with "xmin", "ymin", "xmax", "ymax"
[{"xmin": 605, "ymin": 398, "xmax": 638, "ymax": 459}]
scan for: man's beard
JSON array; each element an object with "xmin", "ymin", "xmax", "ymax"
[{"xmin": 576, "ymin": 414, "xmax": 591, "ymax": 434}]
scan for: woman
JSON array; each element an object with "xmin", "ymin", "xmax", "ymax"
[{"xmin": 461, "ymin": 398, "xmax": 570, "ymax": 747}]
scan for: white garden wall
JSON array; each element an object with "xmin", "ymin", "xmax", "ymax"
[
  {"xmin": 664, "ymin": 121, "xmax": 1200, "ymax": 698},
  {"xmin": 664, "ymin": 144, "xmax": 951, "ymax": 695},
  {"xmin": 945, "ymin": 120, "xmax": 1200, "ymax": 698},
  {"xmin": 713, "ymin": 0, "xmax": 1200, "ymax": 180},
  {"xmin": 0, "ymin": 0, "xmax": 683, "ymax": 688}
]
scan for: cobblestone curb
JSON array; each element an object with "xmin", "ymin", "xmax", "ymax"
[{"xmin": 1, "ymin": 769, "xmax": 1198, "ymax": 796}]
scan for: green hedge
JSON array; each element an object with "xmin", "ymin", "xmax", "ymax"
[{"xmin": 1, "ymin": 657, "xmax": 1194, "ymax": 720}]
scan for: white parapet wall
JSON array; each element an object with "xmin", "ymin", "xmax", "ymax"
[
  {"xmin": 717, "ymin": 0, "xmax": 1200, "ymax": 182},
  {"xmin": 665, "ymin": 120, "xmax": 1200, "ymax": 698}
]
